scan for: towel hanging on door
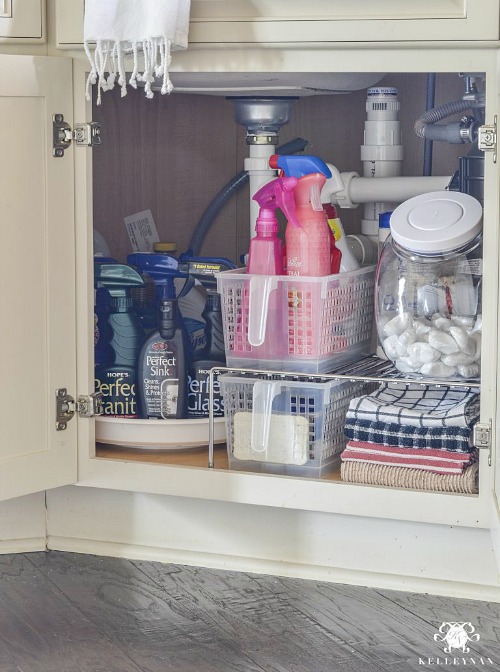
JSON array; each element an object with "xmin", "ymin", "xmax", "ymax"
[{"xmin": 83, "ymin": 0, "xmax": 191, "ymax": 104}]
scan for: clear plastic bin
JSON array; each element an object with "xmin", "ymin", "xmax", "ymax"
[
  {"xmin": 219, "ymin": 372, "xmax": 376, "ymax": 478},
  {"xmin": 216, "ymin": 266, "xmax": 376, "ymax": 373}
]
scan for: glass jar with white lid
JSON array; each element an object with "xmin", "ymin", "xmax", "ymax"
[{"xmin": 375, "ymin": 191, "xmax": 483, "ymax": 381}]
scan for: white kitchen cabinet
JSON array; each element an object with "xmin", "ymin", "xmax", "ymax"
[
  {"xmin": 3, "ymin": 5, "xmax": 500, "ymax": 600},
  {"xmin": 0, "ymin": 54, "xmax": 77, "ymax": 501},
  {"xmin": 0, "ymin": 0, "xmax": 44, "ymax": 42},
  {"xmin": 55, "ymin": 0, "xmax": 500, "ymax": 48}
]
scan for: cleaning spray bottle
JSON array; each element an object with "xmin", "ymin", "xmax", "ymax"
[
  {"xmin": 177, "ymin": 257, "xmax": 237, "ymax": 418},
  {"xmin": 94, "ymin": 261, "xmax": 146, "ymax": 417},
  {"xmin": 322, "ymin": 164, "xmax": 360, "ymax": 272},
  {"xmin": 128, "ymin": 253, "xmax": 188, "ymax": 419},
  {"xmin": 269, "ymin": 155, "xmax": 335, "ymax": 360},
  {"xmin": 269, "ymin": 154, "xmax": 333, "ymax": 276},
  {"xmin": 247, "ymin": 176, "xmax": 298, "ymax": 275}
]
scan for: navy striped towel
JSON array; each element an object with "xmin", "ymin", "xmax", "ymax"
[
  {"xmin": 346, "ymin": 384, "xmax": 479, "ymax": 429},
  {"xmin": 344, "ymin": 418, "xmax": 473, "ymax": 452}
]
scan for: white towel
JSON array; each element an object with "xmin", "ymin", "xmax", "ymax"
[{"xmin": 84, "ymin": 0, "xmax": 191, "ymax": 104}]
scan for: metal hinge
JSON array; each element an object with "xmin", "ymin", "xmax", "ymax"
[
  {"xmin": 53, "ymin": 114, "xmax": 102, "ymax": 157},
  {"xmin": 473, "ymin": 420, "xmax": 492, "ymax": 466},
  {"xmin": 478, "ymin": 118, "xmax": 497, "ymax": 163},
  {"xmin": 56, "ymin": 388, "xmax": 103, "ymax": 431}
]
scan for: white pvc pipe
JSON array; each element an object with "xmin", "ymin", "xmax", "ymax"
[
  {"xmin": 341, "ymin": 175, "xmax": 452, "ymax": 205},
  {"xmin": 245, "ymin": 144, "xmax": 277, "ymax": 239}
]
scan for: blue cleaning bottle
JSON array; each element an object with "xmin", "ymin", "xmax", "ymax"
[
  {"xmin": 94, "ymin": 261, "xmax": 146, "ymax": 417},
  {"xmin": 129, "ymin": 254, "xmax": 189, "ymax": 419},
  {"xmin": 177, "ymin": 256, "xmax": 237, "ymax": 418}
]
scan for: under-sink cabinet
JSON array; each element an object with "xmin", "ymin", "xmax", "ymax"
[{"xmin": 2, "ymin": 28, "xmax": 500, "ymax": 599}]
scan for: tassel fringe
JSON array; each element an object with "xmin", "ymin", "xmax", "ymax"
[{"xmin": 84, "ymin": 37, "xmax": 174, "ymax": 104}]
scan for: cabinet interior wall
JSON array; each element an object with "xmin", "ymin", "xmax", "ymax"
[{"xmin": 92, "ymin": 72, "xmax": 467, "ymax": 263}]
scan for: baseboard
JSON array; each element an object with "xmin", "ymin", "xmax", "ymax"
[
  {"xmin": 47, "ymin": 535, "xmax": 500, "ymax": 603},
  {"xmin": 0, "ymin": 537, "xmax": 47, "ymax": 554}
]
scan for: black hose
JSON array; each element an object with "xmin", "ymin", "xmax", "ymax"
[
  {"xmin": 423, "ymin": 73, "xmax": 436, "ymax": 177},
  {"xmin": 187, "ymin": 137, "xmax": 308, "ymax": 256}
]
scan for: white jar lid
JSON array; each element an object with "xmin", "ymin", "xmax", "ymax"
[{"xmin": 390, "ymin": 191, "xmax": 482, "ymax": 254}]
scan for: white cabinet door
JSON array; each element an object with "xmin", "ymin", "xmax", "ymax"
[
  {"xmin": 188, "ymin": 0, "xmax": 499, "ymax": 43},
  {"xmin": 55, "ymin": 0, "xmax": 500, "ymax": 48},
  {"xmin": 0, "ymin": 0, "xmax": 44, "ymax": 41},
  {"xmin": 0, "ymin": 55, "xmax": 77, "ymax": 501}
]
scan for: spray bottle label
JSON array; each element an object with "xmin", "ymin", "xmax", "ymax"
[{"xmin": 327, "ymin": 217, "xmax": 343, "ymax": 241}]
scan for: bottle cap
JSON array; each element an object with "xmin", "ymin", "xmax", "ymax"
[
  {"xmin": 379, "ymin": 211, "xmax": 392, "ymax": 229},
  {"xmin": 390, "ymin": 191, "xmax": 482, "ymax": 254},
  {"xmin": 154, "ymin": 242, "xmax": 177, "ymax": 253}
]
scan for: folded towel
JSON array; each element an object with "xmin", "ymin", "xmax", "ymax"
[
  {"xmin": 341, "ymin": 441, "xmax": 476, "ymax": 475},
  {"xmin": 347, "ymin": 384, "xmax": 479, "ymax": 428},
  {"xmin": 344, "ymin": 418, "xmax": 473, "ymax": 452},
  {"xmin": 84, "ymin": 0, "xmax": 191, "ymax": 103},
  {"xmin": 345, "ymin": 440, "xmax": 474, "ymax": 463},
  {"xmin": 340, "ymin": 460, "xmax": 479, "ymax": 494}
]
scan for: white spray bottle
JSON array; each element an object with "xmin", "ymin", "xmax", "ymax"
[{"xmin": 321, "ymin": 164, "xmax": 360, "ymax": 272}]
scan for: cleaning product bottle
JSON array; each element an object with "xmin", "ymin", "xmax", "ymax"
[
  {"xmin": 94, "ymin": 286, "xmax": 114, "ymax": 369},
  {"xmin": 270, "ymin": 155, "xmax": 335, "ymax": 360},
  {"xmin": 248, "ymin": 176, "xmax": 298, "ymax": 275},
  {"xmin": 128, "ymin": 252, "xmax": 179, "ymax": 336},
  {"xmin": 177, "ymin": 256, "xmax": 237, "ymax": 418},
  {"xmin": 186, "ymin": 288, "xmax": 226, "ymax": 418},
  {"xmin": 94, "ymin": 262, "xmax": 146, "ymax": 417},
  {"xmin": 322, "ymin": 163, "xmax": 360, "ymax": 272},
  {"xmin": 322, "ymin": 203, "xmax": 342, "ymax": 274},
  {"xmin": 129, "ymin": 253, "xmax": 189, "ymax": 419},
  {"xmin": 270, "ymin": 155, "xmax": 332, "ymax": 276}
]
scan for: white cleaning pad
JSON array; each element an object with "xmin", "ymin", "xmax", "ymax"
[{"xmin": 233, "ymin": 412, "xmax": 309, "ymax": 465}]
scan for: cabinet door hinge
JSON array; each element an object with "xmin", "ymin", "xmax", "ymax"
[
  {"xmin": 56, "ymin": 388, "xmax": 103, "ymax": 431},
  {"xmin": 473, "ymin": 420, "xmax": 492, "ymax": 466},
  {"xmin": 477, "ymin": 118, "xmax": 497, "ymax": 162},
  {"xmin": 53, "ymin": 114, "xmax": 102, "ymax": 157}
]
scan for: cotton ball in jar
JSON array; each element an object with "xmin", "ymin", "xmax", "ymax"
[
  {"xmin": 428, "ymin": 329, "xmax": 460, "ymax": 354},
  {"xmin": 395, "ymin": 357, "xmax": 421, "ymax": 374},
  {"xmin": 382, "ymin": 334, "xmax": 408, "ymax": 360},
  {"xmin": 406, "ymin": 342, "xmax": 441, "ymax": 365},
  {"xmin": 448, "ymin": 326, "xmax": 476, "ymax": 356},
  {"xmin": 419, "ymin": 361, "xmax": 457, "ymax": 378},
  {"xmin": 383, "ymin": 312, "xmax": 413, "ymax": 337},
  {"xmin": 431, "ymin": 314, "xmax": 453, "ymax": 332},
  {"xmin": 457, "ymin": 363, "xmax": 480, "ymax": 379}
]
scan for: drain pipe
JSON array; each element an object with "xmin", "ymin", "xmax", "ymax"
[
  {"xmin": 231, "ymin": 97, "xmax": 298, "ymax": 240},
  {"xmin": 359, "ymin": 87, "xmax": 404, "ymax": 259}
]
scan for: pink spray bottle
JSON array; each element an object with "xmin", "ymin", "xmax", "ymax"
[
  {"xmin": 236, "ymin": 176, "xmax": 299, "ymax": 365},
  {"xmin": 270, "ymin": 155, "xmax": 333, "ymax": 360},
  {"xmin": 247, "ymin": 175, "xmax": 298, "ymax": 275},
  {"xmin": 270, "ymin": 155, "xmax": 332, "ymax": 277}
]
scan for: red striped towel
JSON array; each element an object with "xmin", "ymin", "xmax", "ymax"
[{"xmin": 341, "ymin": 440, "xmax": 476, "ymax": 475}]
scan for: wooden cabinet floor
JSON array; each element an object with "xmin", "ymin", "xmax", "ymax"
[{"xmin": 0, "ymin": 551, "xmax": 498, "ymax": 671}]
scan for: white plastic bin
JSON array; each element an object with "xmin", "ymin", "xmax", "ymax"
[
  {"xmin": 216, "ymin": 266, "xmax": 375, "ymax": 373},
  {"xmin": 219, "ymin": 372, "xmax": 377, "ymax": 478}
]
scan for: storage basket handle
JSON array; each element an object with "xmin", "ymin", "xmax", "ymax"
[
  {"xmin": 247, "ymin": 276, "xmax": 279, "ymax": 347},
  {"xmin": 251, "ymin": 380, "xmax": 280, "ymax": 453}
]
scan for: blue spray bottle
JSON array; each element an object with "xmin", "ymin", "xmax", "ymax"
[
  {"xmin": 94, "ymin": 261, "xmax": 145, "ymax": 417},
  {"xmin": 129, "ymin": 254, "xmax": 188, "ymax": 419}
]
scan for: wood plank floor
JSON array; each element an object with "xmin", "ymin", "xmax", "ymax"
[{"xmin": 0, "ymin": 552, "xmax": 497, "ymax": 671}]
